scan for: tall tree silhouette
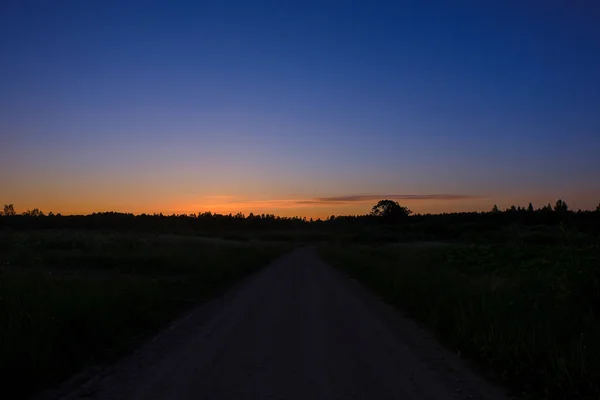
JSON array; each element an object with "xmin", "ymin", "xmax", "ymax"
[
  {"xmin": 554, "ymin": 199, "xmax": 568, "ymax": 213},
  {"xmin": 2, "ymin": 204, "xmax": 15, "ymax": 216}
]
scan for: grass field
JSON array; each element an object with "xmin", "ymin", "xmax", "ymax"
[
  {"xmin": 320, "ymin": 241, "xmax": 600, "ymax": 400},
  {"xmin": 0, "ymin": 230, "xmax": 288, "ymax": 398}
]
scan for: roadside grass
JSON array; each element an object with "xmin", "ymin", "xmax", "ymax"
[
  {"xmin": 0, "ymin": 230, "xmax": 289, "ymax": 399},
  {"xmin": 319, "ymin": 242, "xmax": 600, "ymax": 400}
]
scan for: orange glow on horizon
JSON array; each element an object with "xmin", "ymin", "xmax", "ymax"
[
  {"xmin": 4, "ymin": 192, "xmax": 600, "ymax": 219},
  {"xmin": 172, "ymin": 196, "xmax": 495, "ymax": 219}
]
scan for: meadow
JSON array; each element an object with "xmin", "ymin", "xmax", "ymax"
[
  {"xmin": 320, "ymin": 239, "xmax": 600, "ymax": 400},
  {"xmin": 0, "ymin": 230, "xmax": 287, "ymax": 398},
  {"xmin": 1, "ymin": 203, "xmax": 599, "ymax": 399}
]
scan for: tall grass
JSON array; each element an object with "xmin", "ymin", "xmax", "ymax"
[
  {"xmin": 0, "ymin": 230, "xmax": 287, "ymax": 399},
  {"xmin": 320, "ymin": 242, "xmax": 600, "ymax": 399}
]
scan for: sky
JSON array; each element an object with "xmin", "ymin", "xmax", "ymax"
[{"xmin": 2, "ymin": 0, "xmax": 600, "ymax": 218}]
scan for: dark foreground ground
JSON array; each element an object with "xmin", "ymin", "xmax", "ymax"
[{"xmin": 40, "ymin": 247, "xmax": 508, "ymax": 400}]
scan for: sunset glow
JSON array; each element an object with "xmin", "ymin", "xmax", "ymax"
[{"xmin": 2, "ymin": 1, "xmax": 599, "ymax": 217}]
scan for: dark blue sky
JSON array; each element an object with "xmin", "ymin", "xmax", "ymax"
[{"xmin": 2, "ymin": 1, "xmax": 600, "ymax": 215}]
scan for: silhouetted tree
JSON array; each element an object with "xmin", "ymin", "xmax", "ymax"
[
  {"xmin": 2, "ymin": 204, "xmax": 15, "ymax": 216},
  {"xmin": 371, "ymin": 200, "xmax": 411, "ymax": 222},
  {"xmin": 23, "ymin": 208, "xmax": 44, "ymax": 217},
  {"xmin": 491, "ymin": 205, "xmax": 499, "ymax": 213},
  {"xmin": 554, "ymin": 199, "xmax": 568, "ymax": 213},
  {"xmin": 596, "ymin": 203, "xmax": 600, "ymax": 212},
  {"xmin": 527, "ymin": 203, "xmax": 534, "ymax": 213}
]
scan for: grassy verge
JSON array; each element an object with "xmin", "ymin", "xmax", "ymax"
[
  {"xmin": 0, "ymin": 230, "xmax": 289, "ymax": 398},
  {"xmin": 319, "ymin": 242, "xmax": 600, "ymax": 399}
]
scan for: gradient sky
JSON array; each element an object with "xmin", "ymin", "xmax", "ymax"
[{"xmin": 2, "ymin": 1, "xmax": 600, "ymax": 217}]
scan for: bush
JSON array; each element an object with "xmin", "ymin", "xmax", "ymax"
[
  {"xmin": 0, "ymin": 230, "xmax": 287, "ymax": 398},
  {"xmin": 320, "ymin": 242, "xmax": 600, "ymax": 399}
]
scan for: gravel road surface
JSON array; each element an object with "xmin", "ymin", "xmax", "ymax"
[{"xmin": 46, "ymin": 247, "xmax": 509, "ymax": 400}]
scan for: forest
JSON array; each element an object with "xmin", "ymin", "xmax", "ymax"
[{"xmin": 2, "ymin": 199, "xmax": 600, "ymax": 244}]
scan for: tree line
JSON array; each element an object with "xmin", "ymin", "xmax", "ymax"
[{"xmin": 1, "ymin": 199, "xmax": 600, "ymax": 238}]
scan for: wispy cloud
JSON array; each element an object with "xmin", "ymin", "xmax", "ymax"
[
  {"xmin": 202, "ymin": 195, "xmax": 237, "ymax": 200},
  {"xmin": 296, "ymin": 194, "xmax": 480, "ymax": 204},
  {"xmin": 187, "ymin": 194, "xmax": 482, "ymax": 212}
]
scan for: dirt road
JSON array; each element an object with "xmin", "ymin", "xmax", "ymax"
[{"xmin": 49, "ymin": 247, "xmax": 508, "ymax": 400}]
